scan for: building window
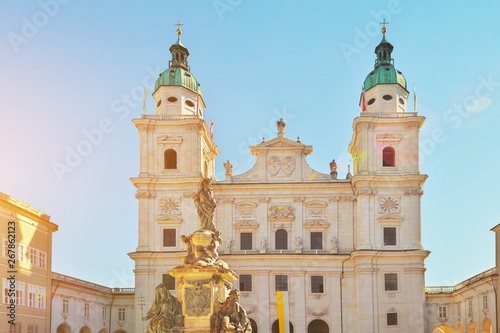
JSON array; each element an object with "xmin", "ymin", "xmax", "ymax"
[
  {"xmin": 383, "ymin": 227, "xmax": 397, "ymax": 246},
  {"xmin": 27, "ymin": 324, "xmax": 37, "ymax": 333},
  {"xmin": 84, "ymin": 302, "xmax": 90, "ymax": 317},
  {"xmin": 384, "ymin": 273, "xmax": 398, "ymax": 291},
  {"xmin": 2, "ymin": 238, "xmax": 8, "ymax": 257},
  {"xmin": 239, "ymin": 275, "xmax": 252, "ymax": 292},
  {"xmin": 162, "ymin": 274, "xmax": 176, "ymax": 290},
  {"xmin": 118, "ymin": 307, "xmax": 126, "ymax": 321},
  {"xmin": 15, "ymin": 282, "xmax": 24, "ymax": 306},
  {"xmin": 483, "ymin": 295, "xmax": 488, "ymax": 311},
  {"xmin": 8, "ymin": 323, "xmax": 19, "ymax": 333},
  {"xmin": 62, "ymin": 299, "xmax": 69, "ymax": 314},
  {"xmin": 275, "ymin": 229, "xmax": 288, "ymax": 250},
  {"xmin": 383, "ymin": 147, "xmax": 396, "ymax": 167},
  {"xmin": 275, "ymin": 275, "xmax": 288, "ymax": 291},
  {"xmin": 438, "ymin": 306, "xmax": 447, "ymax": 319},
  {"xmin": 387, "ymin": 312, "xmax": 398, "ymax": 326},
  {"xmin": 164, "ymin": 149, "xmax": 177, "ymax": 169},
  {"xmin": 18, "ymin": 244, "xmax": 25, "ymax": 263},
  {"xmin": 102, "ymin": 306, "xmax": 107, "ymax": 321},
  {"xmin": 29, "ymin": 248, "xmax": 37, "ymax": 266},
  {"xmin": 240, "ymin": 233, "xmax": 252, "ymax": 250},
  {"xmin": 37, "ymin": 286, "xmax": 45, "ymax": 309},
  {"xmin": 310, "ymin": 232, "xmax": 323, "ymax": 250},
  {"xmin": 163, "ymin": 229, "xmax": 176, "ymax": 247},
  {"xmin": 311, "ymin": 276, "xmax": 324, "ymax": 293},
  {"xmin": 38, "ymin": 251, "xmax": 46, "ymax": 269},
  {"xmin": 28, "ymin": 284, "xmax": 36, "ymax": 308}
]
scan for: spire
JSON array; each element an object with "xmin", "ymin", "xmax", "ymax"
[
  {"xmin": 374, "ymin": 19, "xmax": 394, "ymax": 68},
  {"xmin": 169, "ymin": 21, "xmax": 190, "ymax": 70}
]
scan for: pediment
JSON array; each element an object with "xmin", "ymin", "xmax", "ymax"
[
  {"xmin": 250, "ymin": 136, "xmax": 312, "ymax": 155},
  {"xmin": 234, "ymin": 220, "xmax": 260, "ymax": 229},
  {"xmin": 305, "ymin": 201, "xmax": 328, "ymax": 209},
  {"xmin": 304, "ymin": 219, "xmax": 330, "ymax": 228},
  {"xmin": 157, "ymin": 135, "xmax": 183, "ymax": 144},
  {"xmin": 156, "ymin": 215, "xmax": 183, "ymax": 224},
  {"xmin": 235, "ymin": 201, "xmax": 258, "ymax": 209},
  {"xmin": 377, "ymin": 213, "xmax": 403, "ymax": 223}
]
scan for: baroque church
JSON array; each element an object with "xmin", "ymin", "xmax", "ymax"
[
  {"xmin": 129, "ymin": 25, "xmax": 429, "ymax": 332},
  {"xmin": 1, "ymin": 25, "xmax": 498, "ymax": 333}
]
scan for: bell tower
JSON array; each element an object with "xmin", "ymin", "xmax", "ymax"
[
  {"xmin": 129, "ymin": 24, "xmax": 218, "ymax": 333},
  {"xmin": 347, "ymin": 24, "xmax": 429, "ymax": 332}
]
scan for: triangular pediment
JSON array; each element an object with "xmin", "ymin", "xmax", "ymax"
[
  {"xmin": 250, "ymin": 136, "xmax": 312, "ymax": 155},
  {"xmin": 156, "ymin": 215, "xmax": 183, "ymax": 224},
  {"xmin": 377, "ymin": 213, "xmax": 403, "ymax": 223}
]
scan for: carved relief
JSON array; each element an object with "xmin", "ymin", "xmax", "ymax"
[
  {"xmin": 304, "ymin": 220, "xmax": 330, "ymax": 228},
  {"xmin": 305, "ymin": 201, "xmax": 327, "ymax": 218},
  {"xmin": 136, "ymin": 191, "xmax": 156, "ymax": 199},
  {"xmin": 185, "ymin": 285, "xmax": 211, "ymax": 317},
  {"xmin": 282, "ymin": 156, "xmax": 296, "ymax": 175},
  {"xmin": 307, "ymin": 308, "xmax": 329, "ymax": 317},
  {"xmin": 235, "ymin": 202, "xmax": 257, "ymax": 219},
  {"xmin": 258, "ymin": 197, "xmax": 270, "ymax": 203},
  {"xmin": 268, "ymin": 205, "xmax": 295, "ymax": 221},
  {"xmin": 157, "ymin": 135, "xmax": 183, "ymax": 144},
  {"xmin": 404, "ymin": 188, "xmax": 424, "ymax": 196},
  {"xmin": 267, "ymin": 156, "xmax": 281, "ymax": 176},
  {"xmin": 158, "ymin": 197, "xmax": 181, "ymax": 215}
]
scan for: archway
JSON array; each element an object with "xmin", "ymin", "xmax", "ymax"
[
  {"xmin": 249, "ymin": 318, "xmax": 258, "ymax": 333},
  {"xmin": 482, "ymin": 318, "xmax": 492, "ymax": 333},
  {"xmin": 457, "ymin": 324, "xmax": 464, "ymax": 333},
  {"xmin": 79, "ymin": 326, "xmax": 91, "ymax": 333},
  {"xmin": 98, "ymin": 329, "xmax": 108, "ymax": 333},
  {"xmin": 432, "ymin": 325, "xmax": 454, "ymax": 333},
  {"xmin": 308, "ymin": 319, "xmax": 329, "ymax": 333},
  {"xmin": 56, "ymin": 324, "xmax": 71, "ymax": 333},
  {"xmin": 271, "ymin": 319, "xmax": 294, "ymax": 333},
  {"xmin": 468, "ymin": 322, "xmax": 477, "ymax": 333}
]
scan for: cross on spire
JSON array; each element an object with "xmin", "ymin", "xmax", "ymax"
[
  {"xmin": 175, "ymin": 20, "xmax": 183, "ymax": 36},
  {"xmin": 380, "ymin": 19, "xmax": 389, "ymax": 34}
]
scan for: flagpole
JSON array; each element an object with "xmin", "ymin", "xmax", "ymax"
[{"xmin": 413, "ymin": 84, "xmax": 417, "ymax": 112}]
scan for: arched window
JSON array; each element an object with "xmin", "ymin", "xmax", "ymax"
[
  {"xmin": 249, "ymin": 319, "xmax": 258, "ymax": 333},
  {"xmin": 382, "ymin": 146, "xmax": 395, "ymax": 167},
  {"xmin": 272, "ymin": 320, "xmax": 294, "ymax": 333},
  {"xmin": 308, "ymin": 319, "xmax": 329, "ymax": 333},
  {"xmin": 275, "ymin": 229, "xmax": 288, "ymax": 250},
  {"xmin": 164, "ymin": 149, "xmax": 177, "ymax": 169}
]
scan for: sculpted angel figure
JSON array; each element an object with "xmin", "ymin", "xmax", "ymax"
[
  {"xmin": 211, "ymin": 289, "xmax": 252, "ymax": 333},
  {"xmin": 193, "ymin": 178, "xmax": 217, "ymax": 232},
  {"xmin": 142, "ymin": 283, "xmax": 182, "ymax": 333}
]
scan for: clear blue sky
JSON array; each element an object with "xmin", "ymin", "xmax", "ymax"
[{"xmin": 1, "ymin": 1, "xmax": 499, "ymax": 287}]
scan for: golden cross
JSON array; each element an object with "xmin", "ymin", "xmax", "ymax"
[
  {"xmin": 175, "ymin": 20, "xmax": 183, "ymax": 35},
  {"xmin": 380, "ymin": 19, "xmax": 389, "ymax": 34}
]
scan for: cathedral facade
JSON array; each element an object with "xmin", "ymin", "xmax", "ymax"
[{"xmin": 129, "ymin": 27, "xmax": 429, "ymax": 333}]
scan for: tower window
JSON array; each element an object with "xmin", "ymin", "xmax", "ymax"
[
  {"xmin": 387, "ymin": 312, "xmax": 398, "ymax": 326},
  {"xmin": 162, "ymin": 274, "xmax": 176, "ymax": 290},
  {"xmin": 167, "ymin": 96, "xmax": 177, "ymax": 102},
  {"xmin": 240, "ymin": 233, "xmax": 252, "ymax": 250},
  {"xmin": 311, "ymin": 276, "xmax": 324, "ymax": 293},
  {"xmin": 384, "ymin": 273, "xmax": 398, "ymax": 291},
  {"xmin": 367, "ymin": 98, "xmax": 376, "ymax": 105},
  {"xmin": 310, "ymin": 232, "xmax": 323, "ymax": 250},
  {"xmin": 383, "ymin": 94, "xmax": 393, "ymax": 100},
  {"xmin": 382, "ymin": 146, "xmax": 395, "ymax": 167},
  {"xmin": 185, "ymin": 100, "xmax": 195, "ymax": 107},
  {"xmin": 383, "ymin": 227, "xmax": 397, "ymax": 246},
  {"xmin": 163, "ymin": 229, "xmax": 176, "ymax": 247},
  {"xmin": 156, "ymin": 100, "xmax": 162, "ymax": 107},
  {"xmin": 275, "ymin": 229, "xmax": 288, "ymax": 250},
  {"xmin": 164, "ymin": 149, "xmax": 177, "ymax": 169}
]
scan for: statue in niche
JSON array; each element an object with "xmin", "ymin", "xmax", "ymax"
[
  {"xmin": 330, "ymin": 237, "xmax": 338, "ymax": 254},
  {"xmin": 193, "ymin": 178, "xmax": 217, "ymax": 232},
  {"xmin": 223, "ymin": 160, "xmax": 233, "ymax": 176},
  {"xmin": 211, "ymin": 289, "xmax": 252, "ymax": 333},
  {"xmin": 142, "ymin": 283, "xmax": 182, "ymax": 332},
  {"xmin": 295, "ymin": 237, "xmax": 303, "ymax": 251},
  {"xmin": 260, "ymin": 238, "xmax": 267, "ymax": 252}
]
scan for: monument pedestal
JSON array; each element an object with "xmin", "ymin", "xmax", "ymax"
[{"xmin": 170, "ymin": 265, "xmax": 237, "ymax": 332}]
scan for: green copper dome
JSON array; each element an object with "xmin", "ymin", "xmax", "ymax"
[
  {"xmin": 363, "ymin": 33, "xmax": 407, "ymax": 91},
  {"xmin": 154, "ymin": 33, "xmax": 201, "ymax": 94}
]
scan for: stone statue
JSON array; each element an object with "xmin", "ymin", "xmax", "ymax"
[
  {"xmin": 142, "ymin": 283, "xmax": 182, "ymax": 332},
  {"xmin": 295, "ymin": 237, "xmax": 303, "ymax": 251},
  {"xmin": 225, "ymin": 239, "xmax": 234, "ymax": 254},
  {"xmin": 211, "ymin": 290, "xmax": 252, "ymax": 333},
  {"xmin": 330, "ymin": 159, "xmax": 338, "ymax": 179},
  {"xmin": 277, "ymin": 118, "xmax": 286, "ymax": 136},
  {"xmin": 260, "ymin": 238, "xmax": 267, "ymax": 251},
  {"xmin": 223, "ymin": 160, "xmax": 233, "ymax": 176},
  {"xmin": 193, "ymin": 178, "xmax": 217, "ymax": 232},
  {"xmin": 330, "ymin": 237, "xmax": 338, "ymax": 254}
]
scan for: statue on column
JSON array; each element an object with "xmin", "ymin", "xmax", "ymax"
[
  {"xmin": 142, "ymin": 283, "xmax": 182, "ymax": 332},
  {"xmin": 193, "ymin": 178, "xmax": 217, "ymax": 232},
  {"xmin": 277, "ymin": 118, "xmax": 286, "ymax": 137},
  {"xmin": 223, "ymin": 160, "xmax": 233, "ymax": 177},
  {"xmin": 211, "ymin": 289, "xmax": 252, "ymax": 333},
  {"xmin": 329, "ymin": 159, "xmax": 338, "ymax": 179}
]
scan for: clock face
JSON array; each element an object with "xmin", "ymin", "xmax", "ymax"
[
  {"xmin": 159, "ymin": 197, "xmax": 180, "ymax": 215},
  {"xmin": 379, "ymin": 196, "xmax": 400, "ymax": 214}
]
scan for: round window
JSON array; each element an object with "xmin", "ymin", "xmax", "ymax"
[
  {"xmin": 167, "ymin": 96, "xmax": 177, "ymax": 102},
  {"xmin": 367, "ymin": 98, "xmax": 376, "ymax": 105},
  {"xmin": 156, "ymin": 100, "xmax": 162, "ymax": 107},
  {"xmin": 185, "ymin": 100, "xmax": 195, "ymax": 107},
  {"xmin": 383, "ymin": 95, "xmax": 393, "ymax": 100},
  {"xmin": 398, "ymin": 97, "xmax": 405, "ymax": 104}
]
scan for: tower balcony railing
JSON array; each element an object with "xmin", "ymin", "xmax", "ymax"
[
  {"xmin": 360, "ymin": 112, "xmax": 418, "ymax": 118},
  {"xmin": 141, "ymin": 114, "xmax": 201, "ymax": 120}
]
